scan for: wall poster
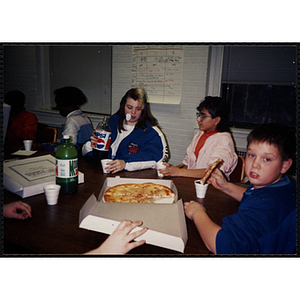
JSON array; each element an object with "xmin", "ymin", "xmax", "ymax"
[{"xmin": 131, "ymin": 45, "xmax": 184, "ymax": 104}]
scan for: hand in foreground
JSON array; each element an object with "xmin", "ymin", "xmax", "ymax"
[
  {"xmin": 207, "ymin": 168, "xmax": 228, "ymax": 191},
  {"xmin": 184, "ymin": 201, "xmax": 206, "ymax": 221},
  {"xmin": 3, "ymin": 201, "xmax": 32, "ymax": 220},
  {"xmin": 87, "ymin": 220, "xmax": 148, "ymax": 255},
  {"xmin": 107, "ymin": 160, "xmax": 126, "ymax": 174}
]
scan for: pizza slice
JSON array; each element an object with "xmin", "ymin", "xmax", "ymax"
[
  {"xmin": 199, "ymin": 158, "xmax": 224, "ymax": 185},
  {"xmin": 141, "ymin": 183, "xmax": 175, "ymax": 200}
]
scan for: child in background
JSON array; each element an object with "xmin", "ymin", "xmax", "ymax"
[
  {"xmin": 4, "ymin": 90, "xmax": 38, "ymax": 151},
  {"xmin": 159, "ymin": 96, "xmax": 237, "ymax": 180},
  {"xmin": 184, "ymin": 123, "xmax": 296, "ymax": 254},
  {"xmin": 53, "ymin": 86, "xmax": 94, "ymax": 154}
]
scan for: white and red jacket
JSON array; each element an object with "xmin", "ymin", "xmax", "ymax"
[{"xmin": 183, "ymin": 131, "xmax": 238, "ymax": 180}]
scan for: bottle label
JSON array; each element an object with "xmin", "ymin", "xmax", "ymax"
[
  {"xmin": 56, "ymin": 159, "xmax": 78, "ymax": 178},
  {"xmin": 92, "ymin": 130, "xmax": 111, "ymax": 151}
]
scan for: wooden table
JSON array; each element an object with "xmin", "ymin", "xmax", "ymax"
[{"xmin": 3, "ymin": 152, "xmax": 240, "ymax": 256}]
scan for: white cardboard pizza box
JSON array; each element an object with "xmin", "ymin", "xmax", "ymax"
[
  {"xmin": 3, "ymin": 154, "xmax": 84, "ymax": 198},
  {"xmin": 79, "ymin": 177, "xmax": 188, "ymax": 253}
]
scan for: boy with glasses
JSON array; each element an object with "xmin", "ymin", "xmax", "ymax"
[{"xmin": 160, "ymin": 96, "xmax": 238, "ymax": 180}]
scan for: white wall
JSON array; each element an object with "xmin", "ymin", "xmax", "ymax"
[{"xmin": 112, "ymin": 45, "xmax": 210, "ymax": 166}]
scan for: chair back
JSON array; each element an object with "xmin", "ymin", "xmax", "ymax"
[
  {"xmin": 43, "ymin": 127, "xmax": 57, "ymax": 143},
  {"xmin": 230, "ymin": 155, "xmax": 245, "ymax": 182},
  {"xmin": 37, "ymin": 123, "xmax": 57, "ymax": 143}
]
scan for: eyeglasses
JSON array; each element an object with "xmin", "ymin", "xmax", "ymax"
[{"xmin": 196, "ymin": 112, "xmax": 212, "ymax": 120}]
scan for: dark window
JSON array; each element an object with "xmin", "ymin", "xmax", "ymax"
[
  {"xmin": 49, "ymin": 45, "xmax": 112, "ymax": 115},
  {"xmin": 221, "ymin": 45, "xmax": 297, "ymax": 129}
]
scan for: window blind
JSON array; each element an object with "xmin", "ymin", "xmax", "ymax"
[{"xmin": 222, "ymin": 45, "xmax": 297, "ymax": 85}]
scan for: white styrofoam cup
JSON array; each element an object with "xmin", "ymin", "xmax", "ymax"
[
  {"xmin": 23, "ymin": 140, "xmax": 33, "ymax": 151},
  {"xmin": 194, "ymin": 180, "xmax": 209, "ymax": 198},
  {"xmin": 157, "ymin": 162, "xmax": 166, "ymax": 177},
  {"xmin": 101, "ymin": 159, "xmax": 113, "ymax": 173},
  {"xmin": 44, "ymin": 184, "xmax": 61, "ymax": 205}
]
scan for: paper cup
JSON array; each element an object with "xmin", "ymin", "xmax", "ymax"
[
  {"xmin": 44, "ymin": 184, "xmax": 61, "ymax": 205},
  {"xmin": 101, "ymin": 159, "xmax": 113, "ymax": 173},
  {"xmin": 194, "ymin": 180, "xmax": 209, "ymax": 198},
  {"xmin": 23, "ymin": 140, "xmax": 33, "ymax": 151},
  {"xmin": 157, "ymin": 162, "xmax": 166, "ymax": 177}
]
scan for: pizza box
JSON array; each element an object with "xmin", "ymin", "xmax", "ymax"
[
  {"xmin": 3, "ymin": 154, "xmax": 84, "ymax": 198},
  {"xmin": 79, "ymin": 177, "xmax": 188, "ymax": 253}
]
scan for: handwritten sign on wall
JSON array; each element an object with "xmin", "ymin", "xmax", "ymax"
[{"xmin": 131, "ymin": 45, "xmax": 184, "ymax": 104}]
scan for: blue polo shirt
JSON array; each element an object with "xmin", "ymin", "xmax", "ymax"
[{"xmin": 216, "ymin": 175, "xmax": 296, "ymax": 254}]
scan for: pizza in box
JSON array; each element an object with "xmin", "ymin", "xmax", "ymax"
[{"xmin": 103, "ymin": 182, "xmax": 175, "ymax": 203}]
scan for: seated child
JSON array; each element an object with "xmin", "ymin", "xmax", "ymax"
[
  {"xmin": 44, "ymin": 86, "xmax": 94, "ymax": 154},
  {"xmin": 184, "ymin": 123, "xmax": 296, "ymax": 254},
  {"xmin": 4, "ymin": 90, "xmax": 38, "ymax": 151},
  {"xmin": 82, "ymin": 88, "xmax": 169, "ymax": 173},
  {"xmin": 159, "ymin": 96, "xmax": 237, "ymax": 180}
]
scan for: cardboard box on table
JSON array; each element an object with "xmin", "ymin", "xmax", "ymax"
[
  {"xmin": 4, "ymin": 154, "xmax": 84, "ymax": 198},
  {"xmin": 79, "ymin": 177, "xmax": 188, "ymax": 253}
]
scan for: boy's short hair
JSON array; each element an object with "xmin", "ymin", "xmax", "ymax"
[
  {"xmin": 4, "ymin": 90, "xmax": 26, "ymax": 106},
  {"xmin": 197, "ymin": 96, "xmax": 230, "ymax": 132},
  {"xmin": 54, "ymin": 86, "xmax": 87, "ymax": 108},
  {"xmin": 247, "ymin": 123, "xmax": 295, "ymax": 162}
]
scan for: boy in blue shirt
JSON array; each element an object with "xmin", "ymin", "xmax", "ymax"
[{"xmin": 184, "ymin": 123, "xmax": 296, "ymax": 254}]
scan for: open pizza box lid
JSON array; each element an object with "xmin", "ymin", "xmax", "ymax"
[{"xmin": 79, "ymin": 177, "xmax": 188, "ymax": 253}]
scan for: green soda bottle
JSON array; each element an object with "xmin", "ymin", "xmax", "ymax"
[{"xmin": 56, "ymin": 135, "xmax": 78, "ymax": 194}]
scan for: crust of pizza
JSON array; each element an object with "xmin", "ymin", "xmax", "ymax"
[
  {"xmin": 199, "ymin": 158, "xmax": 224, "ymax": 185},
  {"xmin": 104, "ymin": 182, "xmax": 175, "ymax": 203}
]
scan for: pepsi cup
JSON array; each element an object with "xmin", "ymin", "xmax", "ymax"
[{"xmin": 92, "ymin": 130, "xmax": 111, "ymax": 151}]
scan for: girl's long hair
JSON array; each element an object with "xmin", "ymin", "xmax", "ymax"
[{"xmin": 116, "ymin": 88, "xmax": 158, "ymax": 132}]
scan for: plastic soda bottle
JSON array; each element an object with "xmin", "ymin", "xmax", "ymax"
[
  {"xmin": 56, "ymin": 135, "xmax": 78, "ymax": 194},
  {"xmin": 92, "ymin": 116, "xmax": 111, "ymax": 160}
]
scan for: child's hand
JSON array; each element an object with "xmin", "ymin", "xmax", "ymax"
[
  {"xmin": 95, "ymin": 220, "xmax": 148, "ymax": 254},
  {"xmin": 3, "ymin": 201, "xmax": 32, "ymax": 220},
  {"xmin": 159, "ymin": 164, "xmax": 179, "ymax": 177},
  {"xmin": 90, "ymin": 131, "xmax": 97, "ymax": 143},
  {"xmin": 109, "ymin": 160, "xmax": 126, "ymax": 174},
  {"xmin": 184, "ymin": 201, "xmax": 206, "ymax": 221},
  {"xmin": 207, "ymin": 168, "xmax": 228, "ymax": 191}
]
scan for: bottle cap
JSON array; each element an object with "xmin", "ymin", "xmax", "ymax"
[{"xmin": 63, "ymin": 135, "xmax": 70, "ymax": 139}]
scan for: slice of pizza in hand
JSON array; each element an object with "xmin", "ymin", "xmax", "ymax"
[{"xmin": 199, "ymin": 158, "xmax": 224, "ymax": 185}]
